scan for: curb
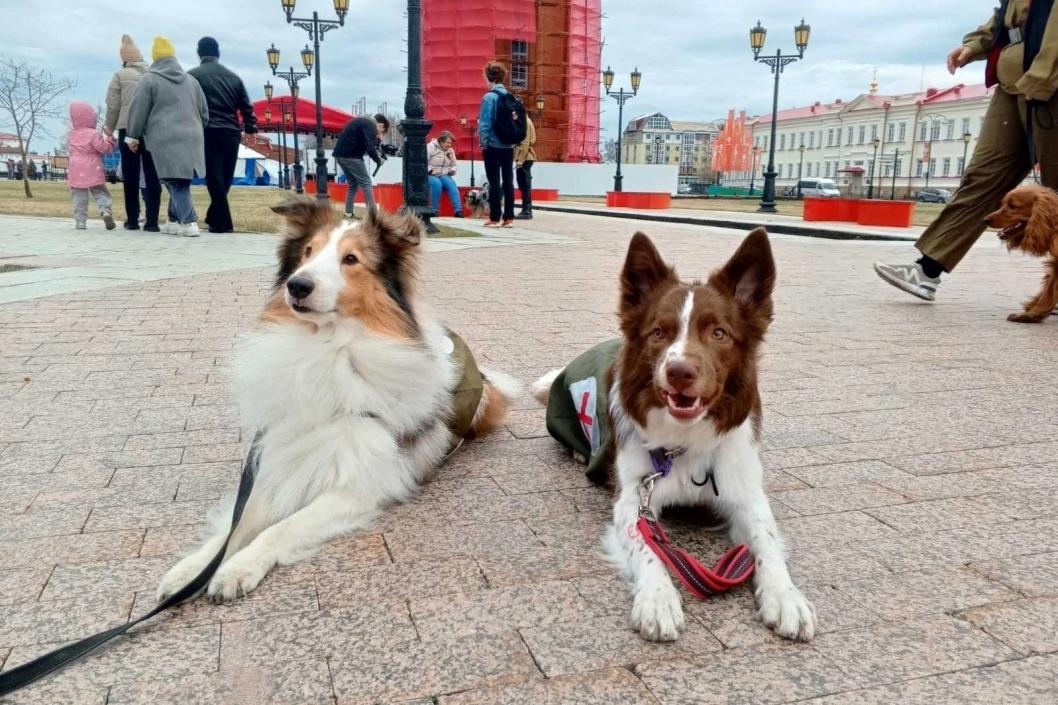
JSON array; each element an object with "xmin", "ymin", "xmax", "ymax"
[{"xmin": 532, "ymin": 204, "xmax": 918, "ymax": 242}]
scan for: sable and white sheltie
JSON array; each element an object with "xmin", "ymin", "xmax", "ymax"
[
  {"xmin": 533, "ymin": 228, "xmax": 816, "ymax": 642},
  {"xmin": 157, "ymin": 198, "xmax": 518, "ymax": 602}
]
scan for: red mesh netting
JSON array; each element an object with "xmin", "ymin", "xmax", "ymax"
[
  {"xmin": 711, "ymin": 109, "xmax": 753, "ymax": 173},
  {"xmin": 566, "ymin": 0, "xmax": 602, "ymax": 162}
]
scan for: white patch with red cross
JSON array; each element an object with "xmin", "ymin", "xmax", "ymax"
[{"xmin": 568, "ymin": 377, "xmax": 601, "ymax": 455}]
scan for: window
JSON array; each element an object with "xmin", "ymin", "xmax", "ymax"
[
  {"xmin": 847, "ymin": 126, "xmax": 854, "ymax": 144},
  {"xmin": 511, "ymin": 40, "xmax": 529, "ymax": 62},
  {"xmin": 883, "ymin": 163, "xmax": 891, "ymax": 177},
  {"xmin": 827, "ymin": 128, "xmax": 834, "ymax": 146},
  {"xmin": 916, "ymin": 159, "xmax": 924, "ymax": 176},
  {"xmin": 887, "ymin": 123, "xmax": 895, "ymax": 142},
  {"xmin": 780, "ymin": 134, "xmax": 786, "ymax": 150},
  {"xmin": 646, "ymin": 115, "xmax": 671, "ymax": 130},
  {"xmin": 799, "ymin": 131, "xmax": 805, "ymax": 148},
  {"xmin": 856, "ymin": 125, "xmax": 863, "ymax": 144},
  {"xmin": 930, "ymin": 158, "xmax": 937, "ymax": 175},
  {"xmin": 944, "ymin": 121, "xmax": 954, "ymax": 140},
  {"xmin": 942, "ymin": 157, "xmax": 951, "ymax": 176},
  {"xmin": 808, "ymin": 131, "xmax": 815, "ymax": 148},
  {"xmin": 961, "ymin": 117, "xmax": 971, "ymax": 138},
  {"xmin": 931, "ymin": 122, "xmax": 942, "ymax": 140},
  {"xmin": 510, "ymin": 63, "xmax": 528, "ymax": 88},
  {"xmin": 898, "ymin": 122, "xmax": 906, "ymax": 141},
  {"xmin": 763, "ymin": 135, "xmax": 768, "ymax": 150},
  {"xmin": 871, "ymin": 124, "xmax": 878, "ymax": 142},
  {"xmin": 956, "ymin": 157, "xmax": 965, "ymax": 175},
  {"xmin": 919, "ymin": 122, "xmax": 928, "ymax": 140}
]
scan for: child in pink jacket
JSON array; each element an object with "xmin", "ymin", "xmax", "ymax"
[{"xmin": 67, "ymin": 102, "xmax": 117, "ymax": 230}]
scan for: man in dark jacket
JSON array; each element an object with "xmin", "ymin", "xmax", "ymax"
[
  {"xmin": 188, "ymin": 37, "xmax": 257, "ymax": 233},
  {"xmin": 333, "ymin": 113, "xmax": 388, "ymax": 217}
]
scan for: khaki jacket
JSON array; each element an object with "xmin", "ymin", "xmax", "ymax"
[
  {"xmin": 104, "ymin": 61, "xmax": 149, "ymax": 133},
  {"xmin": 963, "ymin": 0, "xmax": 1058, "ymax": 100},
  {"xmin": 515, "ymin": 116, "xmax": 537, "ymax": 166}
]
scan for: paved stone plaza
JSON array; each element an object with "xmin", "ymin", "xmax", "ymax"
[{"xmin": 1, "ymin": 211, "xmax": 1056, "ymax": 704}]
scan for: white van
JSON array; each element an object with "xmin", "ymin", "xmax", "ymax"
[{"xmin": 798, "ymin": 178, "xmax": 841, "ymax": 198}]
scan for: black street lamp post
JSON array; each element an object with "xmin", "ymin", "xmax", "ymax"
[
  {"xmin": 750, "ymin": 145, "xmax": 762, "ymax": 195},
  {"xmin": 890, "ymin": 148, "xmax": 900, "ymax": 200},
  {"xmin": 280, "ymin": 0, "xmax": 348, "ymax": 202},
  {"xmin": 750, "ymin": 18, "xmax": 811, "ymax": 213},
  {"xmin": 459, "ymin": 114, "xmax": 476, "ymax": 188},
  {"xmin": 281, "ymin": 106, "xmax": 293, "ymax": 189},
  {"xmin": 796, "ymin": 143, "xmax": 805, "ymax": 198},
  {"xmin": 265, "ymin": 58, "xmax": 307, "ymax": 193},
  {"xmin": 402, "ymin": 0, "xmax": 437, "ymax": 233},
  {"xmin": 961, "ymin": 131, "xmax": 972, "ymax": 176},
  {"xmin": 921, "ymin": 113, "xmax": 947, "ymax": 192},
  {"xmin": 263, "ymin": 105, "xmax": 287, "ymax": 189},
  {"xmin": 868, "ymin": 136, "xmax": 881, "ymax": 199},
  {"xmin": 602, "ymin": 65, "xmax": 642, "ymax": 193}
]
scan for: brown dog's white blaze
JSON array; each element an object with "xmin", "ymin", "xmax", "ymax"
[{"xmin": 616, "ymin": 228, "xmax": 775, "ymax": 433}]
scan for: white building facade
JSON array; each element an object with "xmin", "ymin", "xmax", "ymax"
[{"xmin": 749, "ymin": 83, "xmax": 995, "ymax": 198}]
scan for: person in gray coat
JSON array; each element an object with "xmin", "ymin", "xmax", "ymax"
[
  {"xmin": 126, "ymin": 36, "xmax": 209, "ymax": 237},
  {"xmin": 104, "ymin": 34, "xmax": 161, "ymax": 231}
]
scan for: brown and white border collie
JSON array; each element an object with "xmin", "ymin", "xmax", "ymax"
[
  {"xmin": 533, "ymin": 228, "xmax": 815, "ymax": 642},
  {"xmin": 156, "ymin": 197, "xmax": 519, "ymax": 602}
]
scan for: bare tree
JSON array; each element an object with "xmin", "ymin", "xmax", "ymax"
[
  {"xmin": 602, "ymin": 137, "xmax": 618, "ymax": 163},
  {"xmin": 0, "ymin": 57, "xmax": 75, "ymax": 197}
]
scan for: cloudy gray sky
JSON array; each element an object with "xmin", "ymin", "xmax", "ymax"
[{"xmin": 4, "ymin": 0, "xmax": 991, "ymax": 151}]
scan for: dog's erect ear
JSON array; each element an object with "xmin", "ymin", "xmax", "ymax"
[
  {"xmin": 620, "ymin": 232, "xmax": 678, "ymax": 313},
  {"xmin": 711, "ymin": 227, "xmax": 775, "ymax": 312},
  {"xmin": 367, "ymin": 208, "xmax": 423, "ymax": 253},
  {"xmin": 270, "ymin": 196, "xmax": 340, "ymax": 290}
]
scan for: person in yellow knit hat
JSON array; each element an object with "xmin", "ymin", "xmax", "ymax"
[{"xmin": 126, "ymin": 37, "xmax": 209, "ymax": 237}]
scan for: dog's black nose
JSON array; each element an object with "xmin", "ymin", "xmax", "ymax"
[{"xmin": 286, "ymin": 276, "xmax": 315, "ymax": 300}]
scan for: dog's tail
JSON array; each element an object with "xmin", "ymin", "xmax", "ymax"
[
  {"xmin": 471, "ymin": 368, "xmax": 523, "ymax": 436},
  {"xmin": 531, "ymin": 368, "xmax": 561, "ymax": 405}
]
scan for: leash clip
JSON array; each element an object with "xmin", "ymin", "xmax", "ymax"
[{"xmin": 637, "ymin": 471, "xmax": 663, "ymax": 520}]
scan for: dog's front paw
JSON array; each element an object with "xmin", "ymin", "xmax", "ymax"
[
  {"xmin": 156, "ymin": 553, "xmax": 211, "ymax": 603},
  {"xmin": 757, "ymin": 585, "xmax": 816, "ymax": 641},
  {"xmin": 1008, "ymin": 311, "xmax": 1046, "ymax": 323},
  {"xmin": 207, "ymin": 553, "xmax": 269, "ymax": 602},
  {"xmin": 631, "ymin": 584, "xmax": 685, "ymax": 642}
]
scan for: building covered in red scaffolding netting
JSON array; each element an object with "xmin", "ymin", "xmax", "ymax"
[{"xmin": 423, "ymin": 0, "xmax": 602, "ymax": 162}]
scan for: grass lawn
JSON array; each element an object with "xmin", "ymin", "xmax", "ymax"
[
  {"xmin": 560, "ymin": 195, "xmax": 945, "ymax": 227},
  {"xmin": 0, "ymin": 181, "xmax": 477, "ymax": 238}
]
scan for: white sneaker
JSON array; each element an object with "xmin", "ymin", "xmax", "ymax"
[
  {"xmin": 873, "ymin": 261, "xmax": 940, "ymax": 302},
  {"xmin": 161, "ymin": 221, "xmax": 175, "ymax": 235},
  {"xmin": 180, "ymin": 223, "xmax": 200, "ymax": 238}
]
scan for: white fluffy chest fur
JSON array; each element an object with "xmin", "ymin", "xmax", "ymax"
[{"xmin": 231, "ymin": 317, "xmax": 457, "ymax": 520}]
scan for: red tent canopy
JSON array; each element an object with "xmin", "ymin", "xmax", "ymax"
[{"xmin": 253, "ymin": 97, "xmax": 355, "ymax": 136}]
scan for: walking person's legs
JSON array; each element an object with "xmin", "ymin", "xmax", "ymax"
[
  {"xmin": 162, "ymin": 178, "xmax": 199, "ymax": 236},
  {"xmin": 439, "ymin": 175, "xmax": 462, "ymax": 215},
  {"xmin": 874, "ymin": 88, "xmax": 1033, "ymax": 301},
  {"xmin": 516, "ymin": 159, "xmax": 533, "ymax": 219},
  {"xmin": 337, "ymin": 158, "xmax": 365, "ymax": 216},
  {"xmin": 345, "ymin": 158, "xmax": 376, "ymax": 213},
  {"xmin": 71, "ymin": 188, "xmax": 88, "ymax": 229},
  {"xmin": 203, "ymin": 128, "xmax": 241, "ymax": 232},
  {"xmin": 89, "ymin": 185, "xmax": 116, "ymax": 230},
  {"xmin": 140, "ymin": 149, "xmax": 162, "ymax": 231},
  {"xmin": 483, "ymin": 147, "xmax": 503, "ymax": 224},
  {"xmin": 118, "ymin": 129, "xmax": 142, "ymax": 229},
  {"xmin": 500, "ymin": 148, "xmax": 516, "ymax": 223}
]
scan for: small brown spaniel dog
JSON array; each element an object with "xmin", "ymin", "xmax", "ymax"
[{"xmin": 985, "ymin": 184, "xmax": 1058, "ymax": 323}]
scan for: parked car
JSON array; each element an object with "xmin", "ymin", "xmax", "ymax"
[
  {"xmin": 916, "ymin": 187, "xmax": 952, "ymax": 203},
  {"xmin": 677, "ymin": 183, "xmax": 692, "ymax": 194},
  {"xmin": 797, "ymin": 178, "xmax": 841, "ymax": 198}
]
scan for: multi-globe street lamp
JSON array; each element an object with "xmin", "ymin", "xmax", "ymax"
[
  {"xmin": 796, "ymin": 143, "xmax": 805, "ymax": 198},
  {"xmin": 750, "ymin": 144, "xmax": 762, "ymax": 195},
  {"xmin": 868, "ymin": 136, "xmax": 881, "ymax": 199},
  {"xmin": 750, "ymin": 17, "xmax": 811, "ymax": 213},
  {"xmin": 961, "ymin": 131, "xmax": 973, "ymax": 176},
  {"xmin": 265, "ymin": 52, "xmax": 307, "ymax": 193},
  {"xmin": 921, "ymin": 113, "xmax": 948, "ymax": 191},
  {"xmin": 602, "ymin": 65, "xmax": 642, "ymax": 193},
  {"xmin": 279, "ymin": 0, "xmax": 348, "ymax": 202}
]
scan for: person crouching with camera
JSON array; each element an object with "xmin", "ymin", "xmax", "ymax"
[
  {"xmin": 427, "ymin": 131, "xmax": 464, "ymax": 218},
  {"xmin": 334, "ymin": 112, "xmax": 389, "ymax": 217}
]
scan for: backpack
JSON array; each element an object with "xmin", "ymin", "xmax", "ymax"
[{"xmin": 490, "ymin": 89, "xmax": 527, "ymax": 145}]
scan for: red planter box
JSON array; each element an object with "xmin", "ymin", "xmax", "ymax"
[
  {"xmin": 533, "ymin": 188, "xmax": 559, "ymax": 201},
  {"xmin": 803, "ymin": 197, "xmax": 915, "ymax": 228},
  {"xmin": 606, "ymin": 191, "xmax": 672, "ymax": 209},
  {"xmin": 856, "ymin": 199, "xmax": 916, "ymax": 227},
  {"xmin": 306, "ymin": 181, "xmax": 404, "ymax": 212}
]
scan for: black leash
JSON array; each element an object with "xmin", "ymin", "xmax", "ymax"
[{"xmin": 0, "ymin": 436, "xmax": 261, "ymax": 697}]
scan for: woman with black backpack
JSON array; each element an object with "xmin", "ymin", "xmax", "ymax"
[{"xmin": 478, "ymin": 62, "xmax": 526, "ymax": 228}]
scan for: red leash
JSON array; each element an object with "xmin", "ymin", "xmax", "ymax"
[
  {"xmin": 634, "ymin": 466, "xmax": 754, "ymax": 599},
  {"xmin": 636, "ymin": 515, "xmax": 754, "ymax": 599}
]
